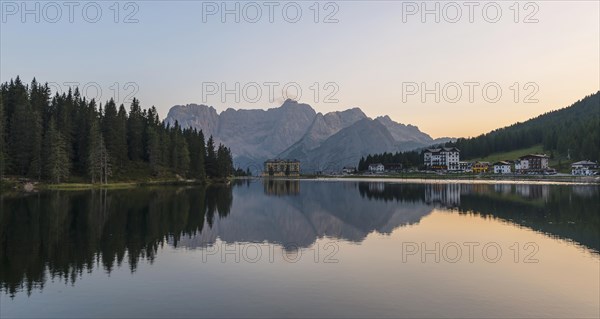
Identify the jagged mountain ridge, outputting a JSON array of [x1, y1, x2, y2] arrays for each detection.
[[165, 99, 449, 171], [293, 118, 399, 171], [277, 108, 368, 160]]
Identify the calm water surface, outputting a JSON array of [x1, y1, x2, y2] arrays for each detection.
[[1, 180, 599, 318]]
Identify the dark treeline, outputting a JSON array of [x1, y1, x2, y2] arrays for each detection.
[[0, 185, 233, 297], [358, 150, 422, 171], [0, 76, 234, 183], [446, 91, 600, 160]]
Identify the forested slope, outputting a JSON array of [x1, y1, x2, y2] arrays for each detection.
[[447, 92, 600, 161]]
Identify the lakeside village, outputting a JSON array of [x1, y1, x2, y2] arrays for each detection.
[[261, 148, 599, 177]]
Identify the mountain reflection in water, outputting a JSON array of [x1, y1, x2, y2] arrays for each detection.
[[1, 180, 598, 297]]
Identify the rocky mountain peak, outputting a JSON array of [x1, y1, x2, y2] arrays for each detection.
[[164, 100, 445, 171]]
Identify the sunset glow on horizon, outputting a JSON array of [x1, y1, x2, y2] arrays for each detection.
[[1, 1, 598, 138]]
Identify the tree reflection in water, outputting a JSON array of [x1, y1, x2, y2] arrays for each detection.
[[0, 185, 233, 297], [1, 180, 598, 297], [357, 182, 600, 252]]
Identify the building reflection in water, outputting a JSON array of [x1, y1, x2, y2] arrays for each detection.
[[424, 184, 461, 207], [368, 182, 385, 193], [494, 184, 512, 194], [515, 184, 550, 201], [356, 182, 560, 208], [573, 185, 598, 197], [417, 183, 553, 204], [263, 179, 300, 196]]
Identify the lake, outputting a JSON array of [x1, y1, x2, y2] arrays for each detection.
[[1, 180, 599, 318]]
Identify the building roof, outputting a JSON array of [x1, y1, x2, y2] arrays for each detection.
[[571, 160, 597, 166], [265, 159, 300, 163], [369, 163, 384, 167], [519, 154, 549, 159], [425, 147, 460, 153], [384, 163, 402, 167], [493, 161, 511, 166]]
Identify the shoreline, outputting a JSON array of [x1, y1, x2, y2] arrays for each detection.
[[2, 174, 599, 193], [310, 176, 600, 185], [260, 174, 600, 185], [0, 178, 231, 192]]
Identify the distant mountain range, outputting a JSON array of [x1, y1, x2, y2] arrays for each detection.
[[165, 99, 452, 172]]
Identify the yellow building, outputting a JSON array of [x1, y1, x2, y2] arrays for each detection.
[[263, 159, 300, 177], [472, 161, 490, 173]]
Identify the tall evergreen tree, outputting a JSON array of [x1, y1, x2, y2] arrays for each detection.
[[0, 97, 5, 178], [27, 110, 43, 180], [43, 119, 70, 183], [99, 135, 112, 184], [145, 106, 160, 161], [102, 99, 123, 168], [146, 126, 162, 174], [107, 104, 129, 169], [127, 98, 144, 161], [216, 144, 233, 178], [56, 88, 75, 163], [185, 128, 206, 180], [205, 135, 217, 178], [87, 119, 112, 184], [145, 105, 163, 175], [8, 81, 33, 175], [170, 122, 190, 174]]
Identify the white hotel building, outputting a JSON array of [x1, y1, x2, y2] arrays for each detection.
[[423, 147, 460, 171], [493, 161, 512, 174]]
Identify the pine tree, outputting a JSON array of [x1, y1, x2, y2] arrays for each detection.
[[114, 104, 129, 168], [27, 80, 50, 180], [27, 110, 43, 180], [29, 78, 50, 116], [103, 99, 124, 169], [44, 119, 70, 183], [99, 135, 112, 184], [145, 106, 160, 162], [205, 135, 217, 177], [8, 83, 33, 176], [169, 122, 190, 175], [0, 97, 5, 178], [159, 126, 171, 168], [146, 126, 162, 174], [87, 118, 102, 183], [186, 128, 206, 180], [216, 144, 233, 178], [56, 87, 75, 163], [179, 139, 190, 174], [87, 117, 113, 184], [127, 98, 144, 161]]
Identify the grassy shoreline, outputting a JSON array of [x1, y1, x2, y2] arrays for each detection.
[[1, 177, 232, 192]]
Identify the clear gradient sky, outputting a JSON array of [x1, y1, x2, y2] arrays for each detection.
[[1, 1, 598, 138]]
